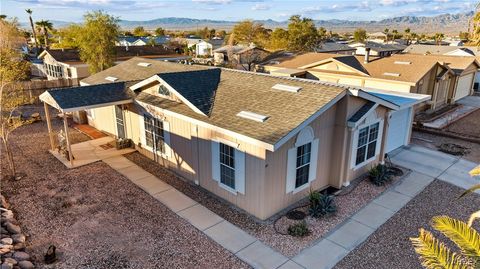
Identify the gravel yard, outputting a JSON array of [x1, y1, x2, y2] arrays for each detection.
[[126, 152, 404, 257], [334, 180, 480, 269], [445, 109, 480, 138], [1, 105, 250, 269], [412, 131, 480, 163]]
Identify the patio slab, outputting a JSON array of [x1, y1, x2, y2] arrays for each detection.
[[277, 261, 305, 269], [116, 165, 152, 182], [236, 241, 289, 269], [393, 171, 435, 197], [153, 189, 198, 213], [438, 158, 479, 191], [391, 145, 458, 178], [135, 175, 172, 195], [326, 219, 374, 251], [373, 190, 411, 212], [351, 203, 394, 229], [293, 239, 347, 269], [177, 204, 224, 231], [204, 220, 257, 254]]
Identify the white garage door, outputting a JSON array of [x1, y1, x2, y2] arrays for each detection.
[[455, 73, 474, 101], [386, 108, 412, 153]]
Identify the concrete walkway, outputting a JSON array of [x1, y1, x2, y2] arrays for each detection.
[[102, 155, 290, 269]]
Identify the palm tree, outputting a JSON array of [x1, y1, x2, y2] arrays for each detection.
[[25, 9, 38, 54], [410, 166, 480, 269], [384, 28, 390, 43], [35, 20, 53, 48], [434, 33, 445, 45]]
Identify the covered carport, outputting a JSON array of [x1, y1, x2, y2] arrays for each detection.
[[39, 82, 134, 167]]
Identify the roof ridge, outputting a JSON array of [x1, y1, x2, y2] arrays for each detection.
[[48, 81, 125, 92]]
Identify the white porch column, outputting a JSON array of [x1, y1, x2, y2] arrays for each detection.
[[63, 114, 74, 167], [44, 102, 55, 151]]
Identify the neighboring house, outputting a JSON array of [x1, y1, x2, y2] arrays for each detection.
[[116, 36, 170, 46], [367, 32, 388, 43], [38, 46, 177, 81], [213, 45, 270, 69], [194, 40, 213, 56], [404, 44, 480, 89], [349, 42, 407, 57], [315, 42, 357, 55], [259, 52, 479, 112], [57, 57, 428, 220]]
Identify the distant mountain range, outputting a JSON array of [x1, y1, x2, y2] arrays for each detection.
[[27, 12, 474, 34]]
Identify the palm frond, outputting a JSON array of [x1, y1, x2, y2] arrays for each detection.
[[410, 229, 470, 269], [467, 210, 480, 228], [432, 216, 480, 259], [469, 165, 480, 177], [460, 184, 480, 198]]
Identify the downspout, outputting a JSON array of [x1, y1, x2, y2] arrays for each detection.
[[195, 124, 201, 185]]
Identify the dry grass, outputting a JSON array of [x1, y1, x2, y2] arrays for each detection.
[[0, 105, 250, 269]]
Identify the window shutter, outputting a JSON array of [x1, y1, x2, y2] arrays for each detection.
[[375, 120, 384, 156], [286, 147, 297, 193], [235, 149, 245, 194], [139, 114, 146, 146], [211, 141, 220, 182], [351, 129, 359, 168], [163, 121, 172, 158], [308, 139, 319, 182]]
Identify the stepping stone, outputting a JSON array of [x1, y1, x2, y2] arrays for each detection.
[[103, 156, 135, 170], [177, 204, 223, 231], [153, 189, 197, 213], [116, 166, 152, 182], [373, 190, 411, 212], [351, 203, 394, 229], [237, 241, 288, 269], [326, 219, 374, 250], [204, 221, 256, 253], [135, 176, 172, 195], [293, 239, 347, 269], [394, 171, 434, 197], [277, 260, 305, 269]]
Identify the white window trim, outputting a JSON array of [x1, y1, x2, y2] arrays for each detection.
[[292, 143, 312, 192], [139, 114, 171, 159], [351, 119, 384, 170], [212, 139, 245, 195], [218, 181, 238, 195]]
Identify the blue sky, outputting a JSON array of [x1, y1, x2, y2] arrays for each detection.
[[1, 0, 477, 23]]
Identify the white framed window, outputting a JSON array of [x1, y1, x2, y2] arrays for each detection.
[[139, 113, 171, 158], [286, 127, 319, 193], [351, 120, 384, 169], [211, 140, 245, 194]]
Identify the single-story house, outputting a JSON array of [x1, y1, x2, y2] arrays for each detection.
[[116, 36, 170, 47], [39, 57, 428, 220], [349, 42, 407, 57], [38, 46, 177, 81], [194, 40, 213, 56], [213, 45, 270, 68], [315, 42, 356, 55], [259, 52, 479, 112]]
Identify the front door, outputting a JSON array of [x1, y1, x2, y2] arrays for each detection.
[[115, 105, 126, 139]]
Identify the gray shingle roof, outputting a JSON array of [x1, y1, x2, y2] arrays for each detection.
[[348, 101, 375, 123], [44, 82, 133, 111]]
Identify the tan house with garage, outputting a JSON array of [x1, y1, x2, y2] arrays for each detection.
[[43, 57, 428, 220], [259, 52, 479, 112]]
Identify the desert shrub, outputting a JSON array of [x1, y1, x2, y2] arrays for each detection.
[[308, 190, 336, 218], [368, 164, 393, 186], [287, 221, 310, 237]]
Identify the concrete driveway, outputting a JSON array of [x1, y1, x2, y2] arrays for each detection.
[[457, 95, 480, 108], [390, 145, 479, 191]]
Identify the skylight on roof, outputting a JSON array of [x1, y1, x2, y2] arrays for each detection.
[[105, 76, 118, 82], [137, 62, 152, 67], [236, 111, 269, 122], [383, 72, 401, 77], [272, 84, 302, 93], [394, 61, 411, 65]]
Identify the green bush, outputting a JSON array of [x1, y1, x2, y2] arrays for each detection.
[[368, 164, 393, 186], [287, 221, 310, 237], [308, 190, 337, 218]]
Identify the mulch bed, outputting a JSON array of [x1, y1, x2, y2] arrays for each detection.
[[1, 105, 250, 269], [334, 180, 480, 269], [125, 151, 406, 258]]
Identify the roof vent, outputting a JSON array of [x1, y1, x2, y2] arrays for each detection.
[[383, 72, 401, 77], [394, 61, 411, 65], [137, 62, 152, 67], [237, 111, 269, 122], [272, 84, 301, 93], [105, 76, 118, 82]]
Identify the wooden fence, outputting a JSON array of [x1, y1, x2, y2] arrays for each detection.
[[5, 79, 79, 105]]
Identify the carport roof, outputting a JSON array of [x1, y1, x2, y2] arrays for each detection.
[[366, 90, 431, 109], [39, 82, 134, 112]]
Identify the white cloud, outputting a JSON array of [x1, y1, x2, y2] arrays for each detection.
[[192, 0, 232, 4], [251, 3, 270, 10]]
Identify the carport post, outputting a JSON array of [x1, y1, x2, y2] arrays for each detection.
[[43, 102, 55, 151], [63, 113, 74, 167]]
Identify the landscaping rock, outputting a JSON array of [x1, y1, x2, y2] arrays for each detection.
[[0, 248, 10, 255], [0, 195, 8, 209], [17, 261, 34, 269], [0, 228, 8, 235], [13, 243, 25, 251], [12, 251, 30, 261], [4, 223, 20, 235], [1, 262, 13, 269], [3, 258, 17, 266], [11, 234, 25, 244], [1, 237, 13, 245]]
